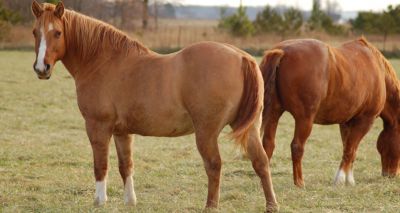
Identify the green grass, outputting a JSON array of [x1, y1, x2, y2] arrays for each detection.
[[0, 51, 399, 212]]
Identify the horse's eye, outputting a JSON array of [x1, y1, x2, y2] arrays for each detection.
[[55, 31, 62, 38]]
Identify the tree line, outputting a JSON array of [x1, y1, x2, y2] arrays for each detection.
[[0, 0, 179, 29], [0, 0, 400, 50], [219, 0, 400, 49], [219, 0, 344, 38]]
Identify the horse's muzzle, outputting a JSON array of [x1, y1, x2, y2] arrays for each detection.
[[33, 61, 51, 80]]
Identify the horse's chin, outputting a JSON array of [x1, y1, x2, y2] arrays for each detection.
[[37, 75, 51, 80]]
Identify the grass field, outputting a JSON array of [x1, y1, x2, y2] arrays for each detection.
[[0, 51, 400, 212]]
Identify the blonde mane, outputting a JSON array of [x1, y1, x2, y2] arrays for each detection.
[[42, 4, 150, 61], [357, 36, 400, 92]]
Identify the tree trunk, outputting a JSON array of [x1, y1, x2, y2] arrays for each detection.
[[142, 0, 149, 30], [383, 31, 388, 52], [154, 0, 158, 30]]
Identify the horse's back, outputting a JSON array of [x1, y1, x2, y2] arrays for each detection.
[[273, 39, 386, 124]]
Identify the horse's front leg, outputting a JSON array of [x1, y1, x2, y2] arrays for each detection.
[[114, 134, 136, 205], [85, 119, 113, 206], [334, 117, 374, 185]]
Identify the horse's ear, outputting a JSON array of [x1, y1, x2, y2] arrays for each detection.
[[31, 0, 44, 18], [54, 2, 65, 18]]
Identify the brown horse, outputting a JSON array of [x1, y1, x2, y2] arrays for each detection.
[[30, 1, 278, 211], [261, 38, 400, 187]]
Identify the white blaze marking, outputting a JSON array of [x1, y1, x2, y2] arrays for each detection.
[[334, 169, 346, 185], [35, 27, 47, 72], [48, 23, 54, 31], [124, 175, 137, 205], [95, 180, 107, 205]]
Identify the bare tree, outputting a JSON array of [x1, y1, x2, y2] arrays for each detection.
[[325, 0, 341, 22], [143, 0, 148, 29]]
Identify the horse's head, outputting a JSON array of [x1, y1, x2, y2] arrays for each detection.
[[31, 1, 66, 80], [377, 123, 400, 177]]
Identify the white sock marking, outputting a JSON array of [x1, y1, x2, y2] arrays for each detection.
[[334, 169, 346, 185], [124, 175, 137, 205], [346, 169, 355, 185], [35, 27, 47, 72], [95, 180, 107, 205]]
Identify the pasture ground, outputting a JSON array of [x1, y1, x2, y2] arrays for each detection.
[[0, 51, 399, 212]]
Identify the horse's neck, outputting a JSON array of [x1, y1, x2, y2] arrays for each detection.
[[61, 53, 79, 78], [61, 45, 151, 80], [382, 77, 400, 126]]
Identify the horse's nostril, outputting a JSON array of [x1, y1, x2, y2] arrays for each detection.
[[45, 64, 51, 71]]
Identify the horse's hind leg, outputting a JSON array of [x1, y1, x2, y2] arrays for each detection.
[[334, 117, 374, 185], [262, 100, 284, 159], [85, 120, 113, 206], [114, 134, 136, 205], [247, 123, 278, 212], [291, 116, 314, 187], [195, 126, 223, 208]]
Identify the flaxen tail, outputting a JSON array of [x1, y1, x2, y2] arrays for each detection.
[[231, 56, 264, 152], [259, 49, 285, 126]]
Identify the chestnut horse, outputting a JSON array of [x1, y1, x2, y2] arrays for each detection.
[[261, 38, 400, 187], [30, 1, 278, 211]]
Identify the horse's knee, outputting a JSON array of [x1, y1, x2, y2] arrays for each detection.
[[263, 134, 275, 148], [205, 157, 221, 174], [251, 157, 269, 178], [291, 142, 304, 160]]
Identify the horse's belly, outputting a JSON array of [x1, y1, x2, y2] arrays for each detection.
[[314, 111, 353, 124], [314, 98, 382, 125], [119, 110, 195, 137]]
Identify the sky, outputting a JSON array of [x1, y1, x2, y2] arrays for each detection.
[[181, 0, 400, 12]]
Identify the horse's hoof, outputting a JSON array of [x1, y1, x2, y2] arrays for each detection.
[[124, 191, 137, 206], [266, 202, 279, 213], [334, 169, 346, 186], [203, 206, 219, 213], [124, 197, 137, 206], [294, 180, 305, 188], [94, 196, 107, 206]]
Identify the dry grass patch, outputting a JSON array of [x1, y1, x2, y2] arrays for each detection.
[[0, 52, 399, 212]]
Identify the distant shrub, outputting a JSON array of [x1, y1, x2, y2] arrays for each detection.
[[0, 20, 11, 41], [218, 6, 255, 37], [45, 0, 61, 4], [307, 0, 346, 36], [0, 0, 21, 41], [0, 1, 21, 24], [254, 6, 303, 40]]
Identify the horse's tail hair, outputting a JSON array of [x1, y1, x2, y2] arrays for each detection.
[[259, 49, 285, 127], [230, 55, 264, 153]]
